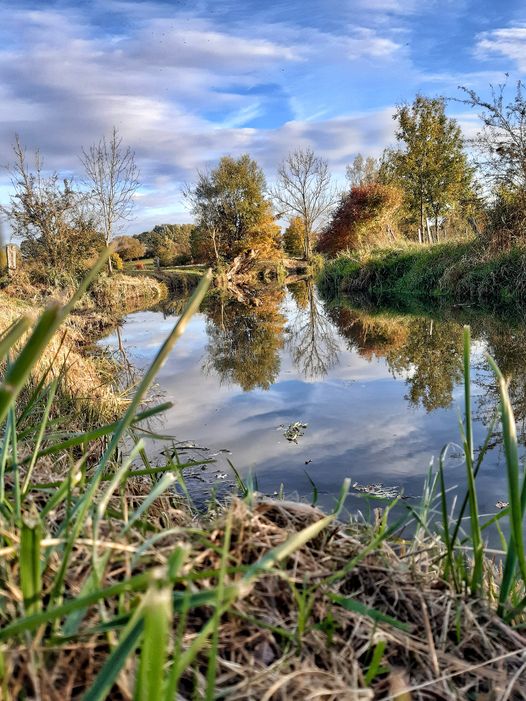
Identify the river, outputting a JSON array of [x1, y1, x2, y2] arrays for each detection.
[[101, 278, 526, 521]]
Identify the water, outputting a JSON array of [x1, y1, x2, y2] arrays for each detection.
[[101, 279, 526, 519]]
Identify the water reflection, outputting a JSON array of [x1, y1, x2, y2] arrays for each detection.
[[286, 279, 339, 378], [324, 298, 526, 446], [102, 282, 526, 519], [201, 287, 286, 390]]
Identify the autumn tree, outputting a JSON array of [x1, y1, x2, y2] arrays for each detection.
[[283, 217, 305, 257], [114, 235, 145, 261], [346, 154, 379, 187], [317, 183, 403, 256], [1, 137, 103, 283], [384, 95, 475, 243], [81, 127, 139, 272], [460, 80, 526, 247], [270, 147, 339, 259], [185, 154, 280, 264]]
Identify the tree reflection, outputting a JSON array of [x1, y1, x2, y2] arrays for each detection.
[[327, 305, 464, 411], [202, 287, 285, 390], [286, 279, 340, 378], [385, 319, 464, 411], [474, 323, 526, 445]]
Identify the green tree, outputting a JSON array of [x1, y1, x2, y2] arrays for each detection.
[[283, 217, 305, 257], [384, 95, 475, 243], [1, 137, 104, 284], [114, 235, 145, 261], [184, 155, 279, 264], [346, 154, 379, 187]]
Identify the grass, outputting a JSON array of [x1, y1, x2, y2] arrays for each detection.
[[319, 240, 526, 311], [1, 252, 526, 698]]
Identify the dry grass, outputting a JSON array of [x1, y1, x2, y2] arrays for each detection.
[[4, 494, 524, 700], [0, 291, 125, 423]]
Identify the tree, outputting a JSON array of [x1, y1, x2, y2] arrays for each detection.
[[81, 127, 139, 272], [459, 80, 526, 247], [346, 154, 379, 187], [270, 147, 339, 259], [317, 183, 403, 256], [135, 224, 193, 261], [385, 95, 474, 243], [114, 235, 145, 261], [460, 80, 526, 191], [283, 217, 305, 257], [1, 137, 104, 283], [184, 154, 279, 264]]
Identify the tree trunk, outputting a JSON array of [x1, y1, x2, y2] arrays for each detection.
[[426, 217, 433, 244]]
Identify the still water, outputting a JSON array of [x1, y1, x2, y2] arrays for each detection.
[[101, 280, 526, 517]]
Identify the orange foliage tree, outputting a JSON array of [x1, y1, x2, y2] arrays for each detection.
[[317, 183, 403, 257]]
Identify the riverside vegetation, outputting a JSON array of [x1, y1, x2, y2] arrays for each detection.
[[1, 253, 526, 700], [2, 82, 526, 698]]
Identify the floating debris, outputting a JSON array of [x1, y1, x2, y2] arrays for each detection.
[[496, 500, 509, 509], [283, 422, 308, 443], [352, 482, 408, 500]]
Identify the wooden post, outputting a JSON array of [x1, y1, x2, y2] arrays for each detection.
[[5, 244, 17, 276]]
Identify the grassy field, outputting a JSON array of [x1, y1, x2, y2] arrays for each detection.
[[320, 241, 526, 311], [1, 256, 526, 698]]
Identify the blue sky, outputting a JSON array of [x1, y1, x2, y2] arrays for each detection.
[[0, 0, 525, 232]]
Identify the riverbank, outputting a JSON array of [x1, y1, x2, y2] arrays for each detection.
[[319, 241, 526, 311], [0, 272, 166, 423], [2, 274, 526, 699]]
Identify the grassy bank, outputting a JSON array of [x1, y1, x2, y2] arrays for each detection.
[[1, 262, 526, 699], [320, 241, 526, 310], [0, 273, 166, 424]]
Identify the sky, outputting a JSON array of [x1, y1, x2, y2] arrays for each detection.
[[0, 0, 525, 233]]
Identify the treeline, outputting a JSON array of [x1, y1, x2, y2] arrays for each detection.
[[4, 80, 525, 288]]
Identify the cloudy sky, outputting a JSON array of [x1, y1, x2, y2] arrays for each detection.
[[1, 0, 525, 232]]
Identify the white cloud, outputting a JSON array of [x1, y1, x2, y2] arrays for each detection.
[[475, 26, 526, 72]]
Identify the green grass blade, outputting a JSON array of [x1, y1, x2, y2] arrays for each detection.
[[134, 587, 172, 701], [487, 353, 526, 613], [330, 594, 411, 632], [0, 316, 31, 364], [20, 515, 42, 616], [462, 326, 483, 594], [83, 616, 144, 701]]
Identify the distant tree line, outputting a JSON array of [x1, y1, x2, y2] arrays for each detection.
[[3, 80, 526, 287]]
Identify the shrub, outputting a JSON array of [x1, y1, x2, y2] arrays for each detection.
[[318, 184, 403, 257], [111, 251, 124, 271]]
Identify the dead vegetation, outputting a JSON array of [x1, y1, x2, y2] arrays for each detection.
[[4, 494, 525, 700]]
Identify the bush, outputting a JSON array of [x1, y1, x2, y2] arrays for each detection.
[[318, 184, 403, 257], [111, 251, 124, 271]]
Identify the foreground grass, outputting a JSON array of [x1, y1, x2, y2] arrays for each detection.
[[1, 255, 526, 699], [320, 241, 526, 310]]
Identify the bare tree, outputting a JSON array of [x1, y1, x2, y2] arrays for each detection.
[[81, 127, 139, 272], [270, 147, 339, 259], [1, 136, 102, 282], [459, 80, 526, 190]]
